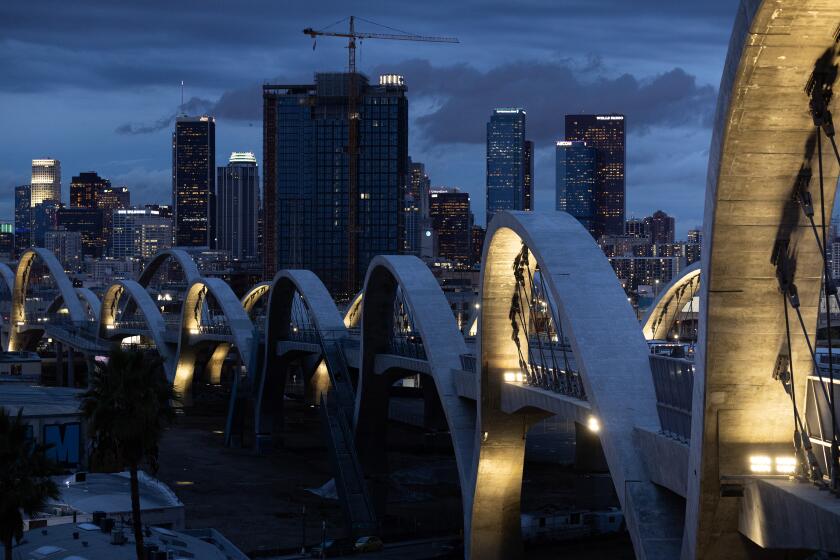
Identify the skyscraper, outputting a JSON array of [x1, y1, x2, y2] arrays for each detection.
[[172, 115, 215, 248], [31, 159, 61, 206], [646, 210, 675, 244], [31, 200, 61, 247], [486, 108, 527, 224], [70, 172, 110, 208], [405, 160, 431, 255], [57, 207, 105, 258], [216, 152, 259, 261], [0, 224, 13, 260], [264, 73, 408, 297], [429, 188, 472, 266], [111, 208, 173, 259], [523, 140, 534, 211], [14, 185, 31, 257], [556, 140, 598, 235], [99, 186, 130, 253], [565, 114, 626, 237], [45, 228, 82, 272]]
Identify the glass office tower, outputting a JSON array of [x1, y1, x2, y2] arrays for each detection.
[[429, 188, 472, 266], [70, 171, 110, 208], [31, 159, 60, 207], [172, 115, 215, 247], [556, 140, 598, 236], [486, 108, 527, 224], [14, 185, 31, 257], [564, 114, 626, 237], [216, 152, 259, 261], [265, 73, 408, 298]]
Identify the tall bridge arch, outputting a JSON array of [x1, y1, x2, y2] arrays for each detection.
[[10, 248, 85, 351], [642, 262, 701, 341], [686, 1, 840, 558], [354, 255, 476, 545], [137, 248, 201, 288], [475, 211, 682, 559], [98, 279, 176, 376], [174, 278, 255, 404]]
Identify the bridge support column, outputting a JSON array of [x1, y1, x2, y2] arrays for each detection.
[[55, 341, 64, 386], [67, 346, 75, 388]]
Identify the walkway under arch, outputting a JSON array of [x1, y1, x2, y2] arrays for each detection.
[[354, 255, 476, 545], [685, 2, 840, 558], [642, 262, 701, 341], [475, 211, 682, 559], [10, 248, 86, 351]]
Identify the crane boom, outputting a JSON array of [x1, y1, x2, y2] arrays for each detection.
[[304, 28, 458, 43], [303, 16, 458, 297]]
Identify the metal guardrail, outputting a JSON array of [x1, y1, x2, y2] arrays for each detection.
[[649, 354, 694, 441], [388, 335, 427, 361]]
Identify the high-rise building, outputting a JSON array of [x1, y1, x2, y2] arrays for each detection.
[[57, 207, 105, 258], [70, 172, 110, 208], [31, 200, 61, 247], [471, 224, 486, 266], [172, 115, 215, 248], [405, 160, 431, 255], [31, 159, 61, 206], [14, 185, 31, 257], [625, 218, 649, 239], [565, 114, 626, 237], [646, 210, 675, 244], [687, 228, 702, 245], [264, 73, 408, 297], [524, 140, 534, 211], [111, 208, 173, 259], [686, 228, 703, 266], [486, 108, 527, 224], [216, 152, 259, 261], [429, 188, 472, 266], [143, 204, 173, 219], [99, 186, 130, 252], [0, 224, 13, 259], [45, 228, 82, 272], [556, 140, 597, 235]]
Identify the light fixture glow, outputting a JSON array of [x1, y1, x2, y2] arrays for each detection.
[[749, 455, 772, 473], [587, 416, 601, 433], [503, 371, 516, 382], [189, 328, 199, 335], [775, 456, 797, 474]]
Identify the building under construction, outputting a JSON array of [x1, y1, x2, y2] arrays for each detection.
[[263, 73, 408, 298]]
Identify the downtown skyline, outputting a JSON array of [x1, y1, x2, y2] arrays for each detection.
[[0, 0, 738, 237]]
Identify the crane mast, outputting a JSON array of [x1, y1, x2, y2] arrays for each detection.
[[303, 17, 458, 297]]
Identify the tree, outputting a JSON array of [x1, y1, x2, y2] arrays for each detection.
[[81, 347, 178, 560], [0, 408, 59, 560]]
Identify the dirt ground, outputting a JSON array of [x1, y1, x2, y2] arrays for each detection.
[[156, 399, 632, 558]]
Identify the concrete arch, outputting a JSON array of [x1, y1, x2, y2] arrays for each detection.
[[47, 288, 102, 322], [10, 248, 85, 351], [241, 281, 271, 316], [354, 255, 476, 543], [475, 211, 681, 559], [98, 280, 175, 374], [206, 281, 272, 385], [642, 262, 701, 341], [137, 248, 201, 288], [174, 278, 255, 403], [344, 290, 364, 328], [685, 2, 840, 558], [0, 262, 15, 350], [255, 270, 348, 442]]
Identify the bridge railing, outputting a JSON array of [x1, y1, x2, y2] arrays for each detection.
[[649, 354, 694, 442], [388, 334, 427, 361]]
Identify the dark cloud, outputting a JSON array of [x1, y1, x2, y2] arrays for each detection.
[[397, 59, 716, 145], [115, 97, 214, 135]]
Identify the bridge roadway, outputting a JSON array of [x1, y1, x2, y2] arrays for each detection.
[[4, 1, 840, 556]]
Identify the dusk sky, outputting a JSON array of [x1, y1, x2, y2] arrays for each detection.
[[0, 0, 739, 236]]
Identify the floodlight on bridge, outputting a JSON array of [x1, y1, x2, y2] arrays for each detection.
[[587, 416, 601, 433]]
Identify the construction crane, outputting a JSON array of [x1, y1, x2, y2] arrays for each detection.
[[303, 16, 458, 297]]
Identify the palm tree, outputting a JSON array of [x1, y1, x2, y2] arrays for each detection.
[[81, 347, 177, 560], [0, 408, 60, 560]]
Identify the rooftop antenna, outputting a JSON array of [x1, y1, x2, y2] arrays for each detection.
[[180, 80, 185, 114]]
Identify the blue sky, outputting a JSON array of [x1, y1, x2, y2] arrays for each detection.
[[0, 0, 739, 237]]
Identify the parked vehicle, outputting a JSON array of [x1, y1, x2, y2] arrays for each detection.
[[354, 536, 383, 552]]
